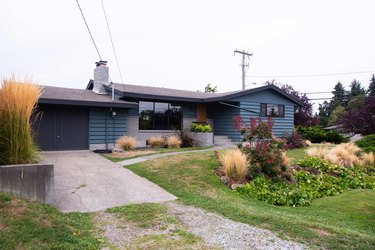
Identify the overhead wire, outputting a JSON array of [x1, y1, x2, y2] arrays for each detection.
[[75, 0, 102, 60], [248, 70, 375, 78], [100, 0, 125, 84]]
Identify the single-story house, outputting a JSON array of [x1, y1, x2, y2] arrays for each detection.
[[32, 61, 302, 151]]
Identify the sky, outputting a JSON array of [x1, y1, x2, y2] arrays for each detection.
[[1, 0, 374, 111]]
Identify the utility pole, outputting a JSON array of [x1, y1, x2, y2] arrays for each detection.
[[233, 49, 253, 90]]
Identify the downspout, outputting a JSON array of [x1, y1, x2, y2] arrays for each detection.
[[219, 101, 260, 116]]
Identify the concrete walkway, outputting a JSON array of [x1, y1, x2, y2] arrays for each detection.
[[116, 146, 231, 166], [41, 151, 176, 213]]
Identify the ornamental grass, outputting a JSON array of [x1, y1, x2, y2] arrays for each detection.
[[218, 148, 249, 181], [116, 136, 137, 151], [0, 76, 41, 164], [167, 135, 181, 148]]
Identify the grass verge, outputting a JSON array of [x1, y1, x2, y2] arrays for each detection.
[[104, 146, 212, 162], [125, 151, 375, 249], [0, 193, 101, 250]]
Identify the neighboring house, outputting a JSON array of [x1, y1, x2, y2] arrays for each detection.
[[33, 62, 302, 151]]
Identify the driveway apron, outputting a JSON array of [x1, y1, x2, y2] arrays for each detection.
[[41, 151, 176, 212]]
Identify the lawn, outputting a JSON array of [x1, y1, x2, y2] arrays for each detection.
[[104, 146, 212, 162], [125, 150, 375, 249], [0, 193, 101, 250]]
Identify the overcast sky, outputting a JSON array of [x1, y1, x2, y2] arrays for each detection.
[[1, 0, 374, 110]]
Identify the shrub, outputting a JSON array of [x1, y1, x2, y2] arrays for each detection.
[[233, 116, 290, 180], [167, 135, 181, 148], [355, 134, 375, 152], [116, 136, 136, 150], [296, 126, 348, 144], [190, 123, 212, 133], [307, 143, 374, 167], [175, 128, 195, 148], [0, 77, 41, 164], [237, 157, 375, 206], [282, 131, 305, 150], [148, 136, 166, 148], [218, 149, 249, 181]]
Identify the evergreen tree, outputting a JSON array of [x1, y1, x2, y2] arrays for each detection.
[[318, 101, 330, 127], [204, 83, 217, 93], [368, 74, 375, 96], [331, 81, 347, 106], [349, 79, 365, 98]]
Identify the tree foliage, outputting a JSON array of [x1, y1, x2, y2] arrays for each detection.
[[265, 80, 318, 127], [368, 74, 375, 96], [204, 83, 218, 93]]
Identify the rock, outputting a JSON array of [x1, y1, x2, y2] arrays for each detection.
[[220, 176, 229, 184], [231, 183, 243, 190]]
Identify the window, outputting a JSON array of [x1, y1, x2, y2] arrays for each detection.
[[139, 101, 182, 130], [260, 103, 285, 117]]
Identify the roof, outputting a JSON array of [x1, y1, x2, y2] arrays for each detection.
[[86, 81, 303, 106], [38, 86, 138, 108]]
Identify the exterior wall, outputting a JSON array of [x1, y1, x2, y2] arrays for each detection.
[[208, 89, 296, 142], [89, 108, 127, 150], [209, 102, 241, 141], [126, 103, 199, 147]]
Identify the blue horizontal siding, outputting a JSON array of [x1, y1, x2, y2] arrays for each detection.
[[209, 102, 242, 141], [89, 108, 127, 144], [240, 102, 294, 138]]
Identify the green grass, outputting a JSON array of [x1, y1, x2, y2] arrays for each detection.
[[125, 151, 375, 249], [104, 146, 212, 162], [0, 193, 101, 250]]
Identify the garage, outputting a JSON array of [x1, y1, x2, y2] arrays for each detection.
[[33, 105, 89, 151]]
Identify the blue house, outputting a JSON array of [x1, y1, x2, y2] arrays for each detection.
[[33, 62, 302, 150]]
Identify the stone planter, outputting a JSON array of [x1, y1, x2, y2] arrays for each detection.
[[191, 132, 213, 147], [0, 163, 54, 204]]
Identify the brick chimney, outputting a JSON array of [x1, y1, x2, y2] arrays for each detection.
[[93, 60, 110, 94]]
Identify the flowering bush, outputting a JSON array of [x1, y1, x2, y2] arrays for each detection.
[[233, 116, 289, 180]]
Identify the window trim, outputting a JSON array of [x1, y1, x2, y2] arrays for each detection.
[[260, 103, 285, 118], [139, 101, 182, 130]]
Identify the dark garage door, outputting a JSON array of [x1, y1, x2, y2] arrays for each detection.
[[33, 105, 89, 151]]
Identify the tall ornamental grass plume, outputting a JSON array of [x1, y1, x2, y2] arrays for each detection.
[[218, 148, 249, 181], [167, 135, 181, 148], [307, 143, 374, 167], [0, 76, 41, 164], [116, 136, 136, 151]]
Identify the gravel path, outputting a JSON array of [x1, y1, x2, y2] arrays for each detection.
[[166, 202, 307, 250]]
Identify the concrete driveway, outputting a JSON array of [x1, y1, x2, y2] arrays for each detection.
[[41, 151, 176, 212]]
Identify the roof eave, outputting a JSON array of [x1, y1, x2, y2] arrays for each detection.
[[38, 98, 138, 108]]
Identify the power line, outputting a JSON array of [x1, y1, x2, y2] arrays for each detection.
[[75, 0, 102, 60], [248, 70, 375, 78], [100, 0, 124, 84]]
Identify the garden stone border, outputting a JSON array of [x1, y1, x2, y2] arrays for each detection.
[[0, 163, 54, 204]]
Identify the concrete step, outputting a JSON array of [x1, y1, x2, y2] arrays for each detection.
[[214, 135, 236, 147]]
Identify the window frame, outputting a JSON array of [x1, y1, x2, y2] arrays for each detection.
[[139, 101, 182, 131], [260, 103, 285, 118]]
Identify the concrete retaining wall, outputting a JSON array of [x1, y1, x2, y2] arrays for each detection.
[[0, 163, 54, 204]]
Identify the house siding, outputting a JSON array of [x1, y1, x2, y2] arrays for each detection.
[[89, 108, 127, 149], [209, 102, 241, 141], [208, 89, 296, 142]]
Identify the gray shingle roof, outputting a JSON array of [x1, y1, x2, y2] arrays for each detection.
[[39, 86, 137, 108], [106, 82, 302, 105]]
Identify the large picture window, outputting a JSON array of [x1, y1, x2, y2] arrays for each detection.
[[139, 101, 182, 130], [260, 103, 285, 117]]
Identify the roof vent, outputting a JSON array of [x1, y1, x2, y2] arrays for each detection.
[[93, 61, 110, 95]]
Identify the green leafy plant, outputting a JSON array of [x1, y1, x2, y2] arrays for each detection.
[[190, 123, 212, 133], [237, 157, 375, 206], [296, 126, 348, 144], [355, 134, 375, 152]]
